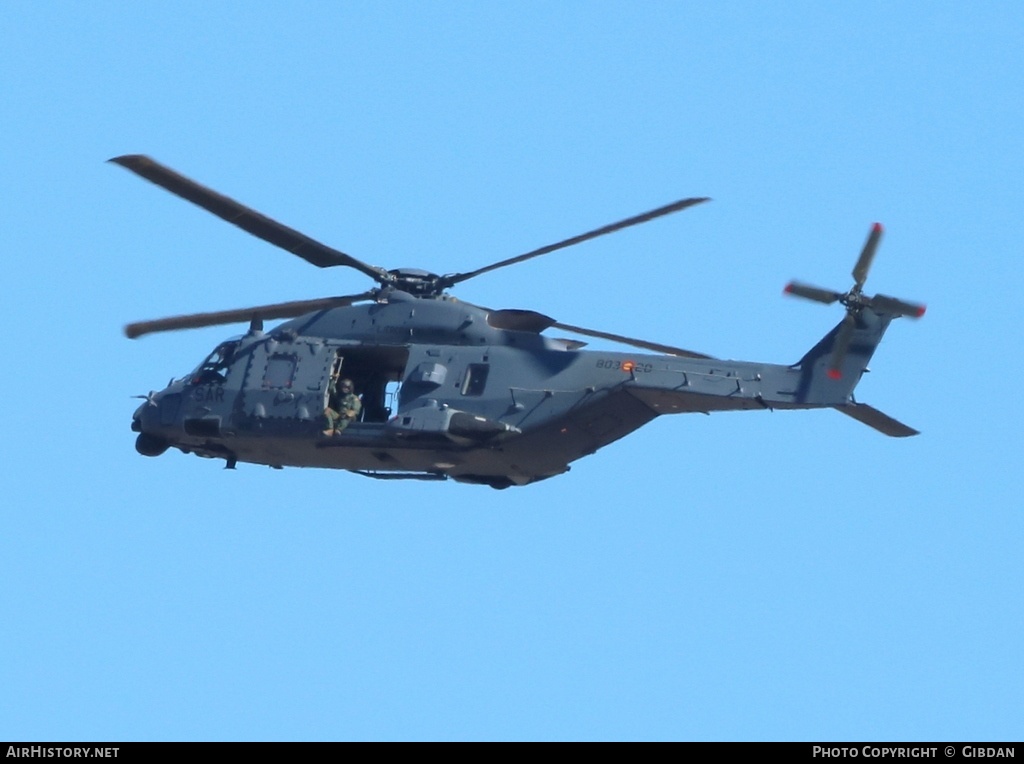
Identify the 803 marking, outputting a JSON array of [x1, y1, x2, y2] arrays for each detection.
[[596, 359, 653, 373]]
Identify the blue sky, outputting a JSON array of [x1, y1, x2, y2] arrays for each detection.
[[2, 1, 1022, 741]]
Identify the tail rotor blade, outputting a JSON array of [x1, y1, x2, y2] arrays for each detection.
[[852, 222, 883, 289], [784, 281, 842, 305], [869, 293, 927, 318]]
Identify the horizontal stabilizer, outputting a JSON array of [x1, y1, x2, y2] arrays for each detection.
[[834, 403, 919, 437]]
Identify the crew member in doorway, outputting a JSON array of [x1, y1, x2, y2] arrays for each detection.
[[323, 377, 362, 436]]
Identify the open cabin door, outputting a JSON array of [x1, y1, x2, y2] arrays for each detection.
[[323, 346, 410, 425]]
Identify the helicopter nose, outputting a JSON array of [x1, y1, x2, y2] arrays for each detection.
[[130, 401, 146, 432], [130, 397, 170, 456]]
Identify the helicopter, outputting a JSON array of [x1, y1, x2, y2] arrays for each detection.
[[115, 155, 925, 489]]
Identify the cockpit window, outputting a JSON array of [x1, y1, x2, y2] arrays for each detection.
[[191, 340, 240, 385]]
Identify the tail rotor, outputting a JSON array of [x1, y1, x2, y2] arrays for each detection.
[[784, 223, 925, 379]]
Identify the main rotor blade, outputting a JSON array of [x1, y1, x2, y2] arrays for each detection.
[[109, 155, 390, 283], [551, 322, 714, 359], [868, 293, 927, 318], [440, 197, 710, 289], [784, 281, 842, 305], [852, 222, 883, 289], [458, 298, 714, 359], [125, 291, 377, 339]]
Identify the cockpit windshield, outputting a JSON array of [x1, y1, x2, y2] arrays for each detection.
[[190, 339, 241, 385]]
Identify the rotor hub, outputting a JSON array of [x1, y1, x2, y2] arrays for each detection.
[[387, 268, 445, 296]]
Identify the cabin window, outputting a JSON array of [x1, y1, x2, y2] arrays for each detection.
[[461, 363, 490, 396], [264, 354, 297, 388]]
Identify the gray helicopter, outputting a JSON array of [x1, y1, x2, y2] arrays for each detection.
[[116, 155, 925, 489]]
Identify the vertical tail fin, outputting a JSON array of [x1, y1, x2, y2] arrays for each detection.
[[794, 308, 893, 404]]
